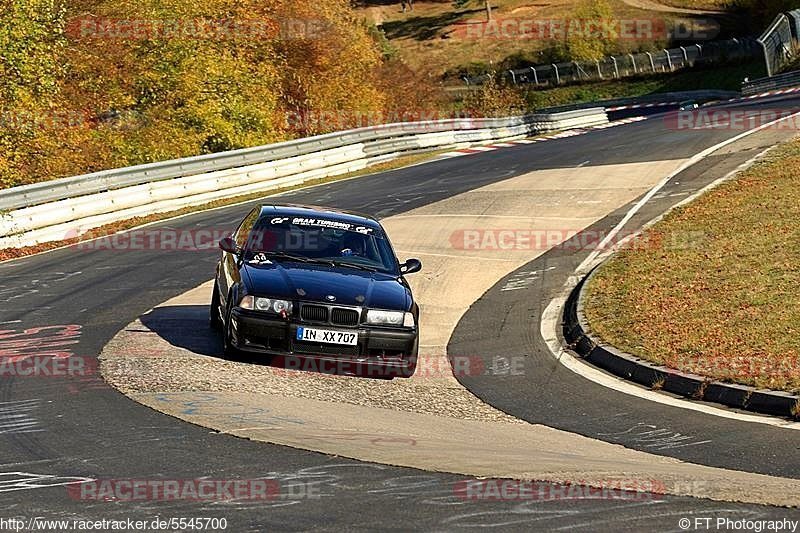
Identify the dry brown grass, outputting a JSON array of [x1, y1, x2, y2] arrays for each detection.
[[584, 137, 800, 393], [356, 0, 667, 78]]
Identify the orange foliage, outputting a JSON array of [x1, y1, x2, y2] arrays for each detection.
[[1, 0, 444, 188]]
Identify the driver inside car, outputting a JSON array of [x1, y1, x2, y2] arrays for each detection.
[[340, 232, 367, 257]]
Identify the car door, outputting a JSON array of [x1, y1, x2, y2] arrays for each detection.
[[219, 207, 259, 309]]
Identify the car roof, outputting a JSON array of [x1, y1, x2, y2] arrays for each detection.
[[257, 204, 383, 231]]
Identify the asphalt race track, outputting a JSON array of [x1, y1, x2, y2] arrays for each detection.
[[2, 95, 800, 531], [451, 99, 800, 479]]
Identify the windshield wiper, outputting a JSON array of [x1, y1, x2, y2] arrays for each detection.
[[328, 260, 378, 272], [258, 252, 346, 269], [253, 252, 379, 272], [254, 251, 313, 263]]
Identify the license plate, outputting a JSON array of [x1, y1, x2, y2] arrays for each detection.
[[296, 327, 358, 346]]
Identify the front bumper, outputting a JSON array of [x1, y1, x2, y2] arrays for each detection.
[[229, 309, 418, 375]]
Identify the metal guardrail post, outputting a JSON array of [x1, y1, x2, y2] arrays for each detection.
[[758, 13, 792, 77], [729, 38, 740, 58], [629, 53, 637, 74], [787, 9, 800, 40], [610, 56, 619, 78], [508, 70, 517, 84], [552, 63, 560, 84], [759, 39, 773, 76], [646, 52, 655, 72], [530, 66, 538, 85], [595, 60, 602, 79], [664, 49, 673, 71], [680, 46, 688, 66], [742, 68, 800, 95]]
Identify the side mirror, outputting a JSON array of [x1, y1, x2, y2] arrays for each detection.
[[219, 236, 239, 254], [400, 258, 422, 275]]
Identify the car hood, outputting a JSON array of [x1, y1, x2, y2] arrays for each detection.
[[241, 262, 411, 311]]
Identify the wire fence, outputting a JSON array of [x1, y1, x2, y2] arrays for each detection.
[[464, 9, 800, 87], [465, 38, 761, 86], [758, 9, 800, 76]]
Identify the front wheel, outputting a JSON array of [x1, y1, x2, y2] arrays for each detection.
[[397, 357, 417, 378], [397, 336, 419, 378], [222, 301, 241, 360], [397, 337, 419, 378], [210, 281, 223, 330]]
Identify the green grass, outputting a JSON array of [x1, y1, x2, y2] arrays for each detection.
[[583, 138, 800, 393]]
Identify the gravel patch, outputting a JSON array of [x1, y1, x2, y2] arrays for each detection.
[[101, 321, 522, 424]]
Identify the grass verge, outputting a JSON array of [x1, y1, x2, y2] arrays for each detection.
[[583, 136, 800, 393], [0, 151, 443, 263]]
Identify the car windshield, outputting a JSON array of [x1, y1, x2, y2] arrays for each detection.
[[243, 216, 398, 274]]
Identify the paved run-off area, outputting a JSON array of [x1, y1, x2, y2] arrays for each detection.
[[102, 158, 685, 419], [102, 149, 800, 506]]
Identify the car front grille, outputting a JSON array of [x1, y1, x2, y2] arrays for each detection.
[[331, 308, 359, 326], [299, 303, 361, 326], [300, 304, 328, 322]]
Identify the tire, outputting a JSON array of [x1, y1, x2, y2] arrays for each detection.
[[221, 300, 241, 360], [210, 281, 223, 330], [397, 336, 419, 378], [398, 356, 418, 378]]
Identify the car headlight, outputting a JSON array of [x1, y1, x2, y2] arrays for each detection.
[[239, 295, 254, 309], [366, 310, 415, 327], [239, 295, 292, 314]]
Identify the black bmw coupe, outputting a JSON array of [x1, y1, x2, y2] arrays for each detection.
[[211, 204, 422, 377]]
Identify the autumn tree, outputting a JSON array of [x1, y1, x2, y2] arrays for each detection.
[[559, 0, 615, 61], [1, 0, 435, 187], [0, 0, 67, 187]]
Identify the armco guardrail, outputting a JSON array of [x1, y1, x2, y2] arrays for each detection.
[[0, 109, 607, 249], [540, 90, 739, 114], [742, 69, 800, 95]]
